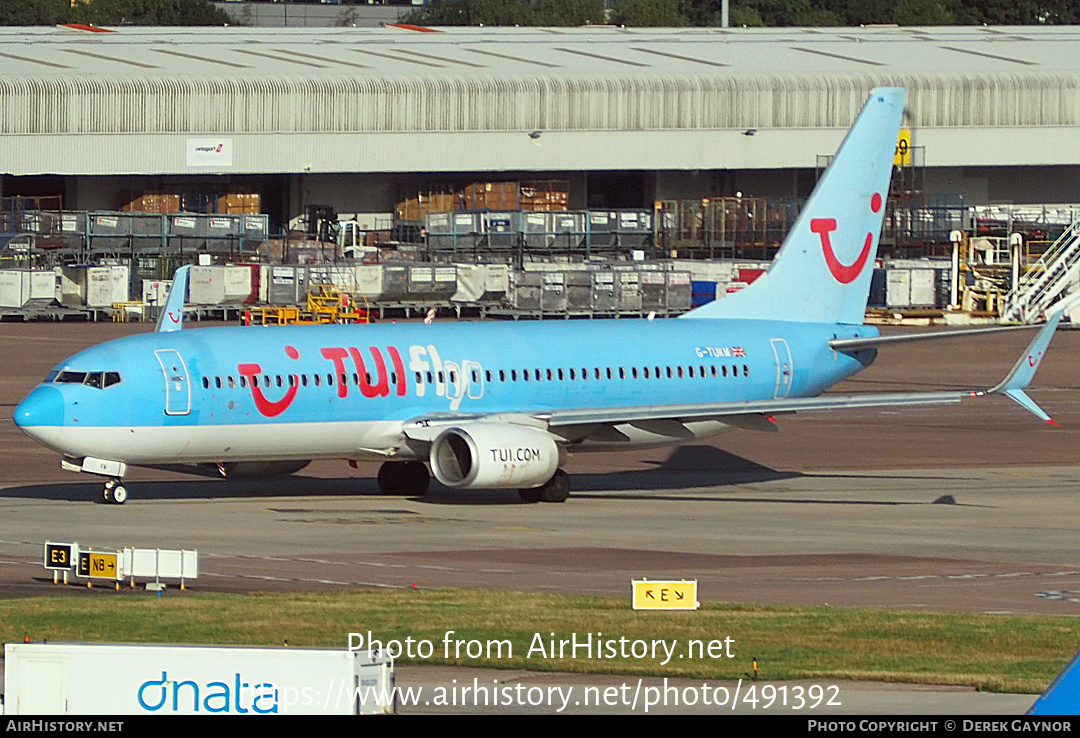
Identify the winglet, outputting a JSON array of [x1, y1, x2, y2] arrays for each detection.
[[982, 311, 1063, 424], [156, 265, 190, 333]]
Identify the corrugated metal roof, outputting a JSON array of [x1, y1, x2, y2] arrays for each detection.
[[2, 25, 1079, 79], [1, 25, 1078, 175]]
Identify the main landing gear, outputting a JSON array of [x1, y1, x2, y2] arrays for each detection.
[[377, 461, 431, 497], [518, 469, 570, 504], [101, 478, 128, 505]]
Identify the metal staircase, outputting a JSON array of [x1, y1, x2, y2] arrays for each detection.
[[1001, 215, 1080, 323]]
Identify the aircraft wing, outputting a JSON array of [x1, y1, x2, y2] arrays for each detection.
[[829, 323, 1038, 353], [543, 311, 1063, 433], [401, 312, 1062, 445], [541, 391, 963, 432], [546, 311, 1063, 432]]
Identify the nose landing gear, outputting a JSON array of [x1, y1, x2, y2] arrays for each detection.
[[102, 478, 128, 505]]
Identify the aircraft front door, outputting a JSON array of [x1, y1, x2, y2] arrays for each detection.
[[154, 349, 191, 416], [770, 338, 793, 399]]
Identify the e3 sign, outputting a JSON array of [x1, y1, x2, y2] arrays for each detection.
[[44, 542, 76, 570]]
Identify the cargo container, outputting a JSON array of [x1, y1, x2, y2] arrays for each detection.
[[452, 264, 510, 303], [354, 264, 384, 299], [142, 279, 172, 307], [640, 270, 666, 310], [565, 270, 592, 312], [481, 212, 520, 251], [540, 271, 568, 311], [266, 265, 305, 305], [511, 271, 542, 311], [381, 265, 410, 301], [615, 271, 643, 311], [58, 265, 130, 307], [886, 269, 912, 308], [188, 266, 254, 306], [591, 270, 615, 312], [909, 268, 937, 308], [3, 643, 394, 715], [666, 272, 692, 310], [0, 270, 54, 308]]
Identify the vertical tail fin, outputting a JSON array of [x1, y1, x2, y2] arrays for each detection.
[[156, 265, 190, 333], [682, 87, 906, 324]]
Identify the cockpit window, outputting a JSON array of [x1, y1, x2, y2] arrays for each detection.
[[56, 371, 88, 384], [53, 370, 121, 390]]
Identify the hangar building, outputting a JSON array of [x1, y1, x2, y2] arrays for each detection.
[[1, 24, 1078, 230]]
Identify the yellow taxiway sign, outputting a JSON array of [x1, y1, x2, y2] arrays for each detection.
[[631, 579, 699, 610]]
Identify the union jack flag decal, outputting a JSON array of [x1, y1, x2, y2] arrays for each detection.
[[731, 347, 746, 357]]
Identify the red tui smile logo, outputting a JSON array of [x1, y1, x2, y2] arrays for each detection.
[[237, 345, 300, 418], [811, 192, 883, 284]]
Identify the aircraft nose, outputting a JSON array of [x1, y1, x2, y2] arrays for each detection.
[[14, 386, 65, 428]]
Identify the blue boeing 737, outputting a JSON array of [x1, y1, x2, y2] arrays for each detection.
[[13, 88, 1062, 504]]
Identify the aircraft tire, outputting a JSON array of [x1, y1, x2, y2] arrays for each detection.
[[377, 462, 404, 495], [101, 485, 112, 504], [518, 488, 542, 504], [403, 462, 430, 496], [378, 461, 430, 496], [111, 485, 128, 505], [538, 470, 570, 503]]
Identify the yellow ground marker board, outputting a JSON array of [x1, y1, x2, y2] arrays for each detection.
[[631, 579, 699, 610]]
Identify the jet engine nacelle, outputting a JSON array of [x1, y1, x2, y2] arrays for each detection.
[[429, 425, 560, 489]]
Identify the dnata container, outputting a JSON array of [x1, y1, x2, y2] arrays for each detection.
[[3, 642, 394, 715]]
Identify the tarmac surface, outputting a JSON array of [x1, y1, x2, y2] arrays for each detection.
[[1, 319, 1078, 714]]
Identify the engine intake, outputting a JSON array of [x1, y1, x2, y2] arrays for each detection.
[[430, 424, 560, 489]]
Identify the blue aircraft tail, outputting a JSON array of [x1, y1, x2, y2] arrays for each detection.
[[1028, 646, 1080, 715], [681, 87, 906, 325], [155, 265, 190, 333]]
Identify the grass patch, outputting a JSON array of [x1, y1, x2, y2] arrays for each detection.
[[1, 589, 1076, 694]]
